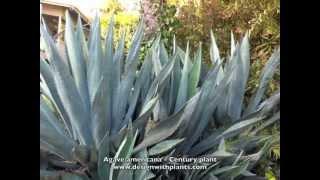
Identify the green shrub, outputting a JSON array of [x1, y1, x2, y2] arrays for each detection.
[[100, 0, 139, 51]]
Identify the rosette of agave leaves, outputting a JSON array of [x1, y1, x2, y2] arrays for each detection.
[[40, 11, 280, 180]]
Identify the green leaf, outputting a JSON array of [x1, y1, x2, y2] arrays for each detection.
[[188, 43, 202, 98], [211, 138, 234, 158], [148, 138, 184, 156], [179, 64, 222, 151], [181, 62, 233, 153], [109, 129, 138, 179]]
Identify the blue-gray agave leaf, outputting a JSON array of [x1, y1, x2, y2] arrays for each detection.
[[40, 24, 93, 146], [227, 34, 250, 122], [175, 42, 190, 112], [87, 15, 103, 102], [134, 92, 200, 153], [65, 11, 90, 111], [245, 48, 280, 115], [40, 59, 73, 137]]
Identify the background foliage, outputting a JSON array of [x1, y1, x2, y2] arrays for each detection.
[[100, 0, 139, 51]]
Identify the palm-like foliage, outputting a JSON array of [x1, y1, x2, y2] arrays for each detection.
[[40, 12, 280, 180]]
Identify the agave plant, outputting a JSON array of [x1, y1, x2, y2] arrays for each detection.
[[40, 11, 280, 180]]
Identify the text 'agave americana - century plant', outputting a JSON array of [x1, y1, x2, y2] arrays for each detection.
[[40, 11, 280, 180]]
